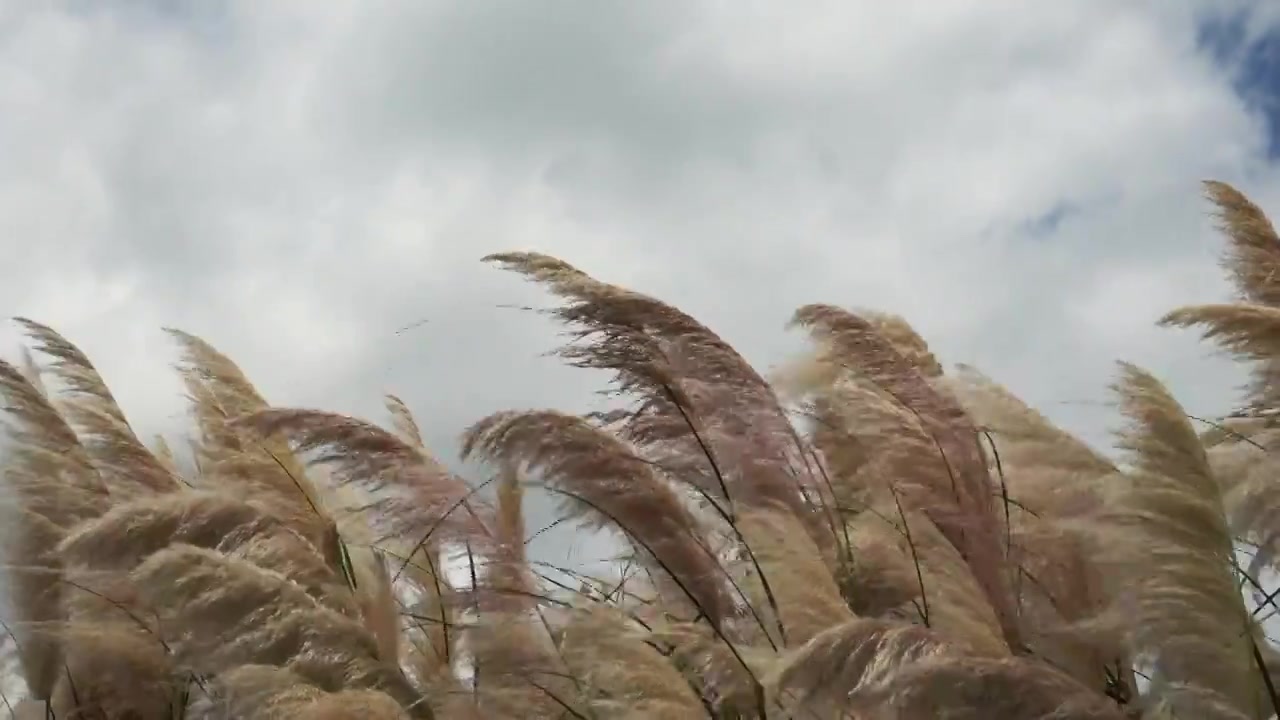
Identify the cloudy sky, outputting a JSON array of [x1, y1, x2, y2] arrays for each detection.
[[3, 1, 1280, 564]]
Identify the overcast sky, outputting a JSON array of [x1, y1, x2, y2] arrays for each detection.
[[3, 1, 1280, 565]]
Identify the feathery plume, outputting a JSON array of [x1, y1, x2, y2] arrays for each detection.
[[166, 329, 330, 542], [789, 303, 1021, 651], [16, 318, 180, 496], [238, 408, 493, 555], [0, 358, 105, 700], [130, 543, 432, 718], [1106, 362, 1268, 718], [385, 394, 428, 450], [461, 409, 735, 627], [484, 252, 833, 546], [1204, 180, 1280, 307]]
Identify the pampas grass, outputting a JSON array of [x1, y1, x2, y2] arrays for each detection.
[[1, 180, 1279, 718]]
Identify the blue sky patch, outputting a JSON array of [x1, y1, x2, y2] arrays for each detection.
[[1199, 10, 1280, 161]]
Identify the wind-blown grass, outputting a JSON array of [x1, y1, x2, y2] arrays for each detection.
[[1, 180, 1278, 718]]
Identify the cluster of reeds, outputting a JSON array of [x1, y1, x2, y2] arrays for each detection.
[[1, 181, 1279, 719]]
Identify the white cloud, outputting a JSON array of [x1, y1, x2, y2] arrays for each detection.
[[1, 0, 1279, 556]]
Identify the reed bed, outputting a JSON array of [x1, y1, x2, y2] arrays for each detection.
[[1, 181, 1278, 718]]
